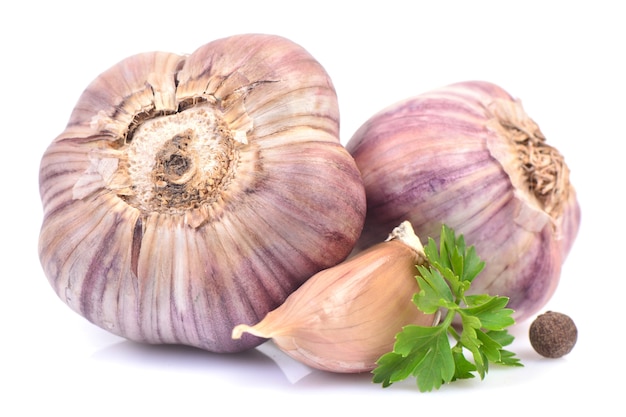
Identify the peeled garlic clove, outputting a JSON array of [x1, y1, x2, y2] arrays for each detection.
[[232, 221, 436, 373], [38, 34, 366, 353], [346, 81, 581, 323]]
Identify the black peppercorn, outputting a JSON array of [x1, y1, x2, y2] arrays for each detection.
[[529, 311, 577, 358]]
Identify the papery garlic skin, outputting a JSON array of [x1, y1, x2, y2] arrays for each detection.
[[346, 81, 580, 323], [38, 34, 366, 353], [232, 221, 436, 373]]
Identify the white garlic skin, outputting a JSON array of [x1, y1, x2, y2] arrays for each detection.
[[232, 221, 436, 373], [346, 81, 580, 323], [38, 34, 366, 353]]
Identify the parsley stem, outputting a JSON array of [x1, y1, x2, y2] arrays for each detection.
[[440, 308, 459, 340], [447, 320, 461, 342], [440, 309, 458, 332]]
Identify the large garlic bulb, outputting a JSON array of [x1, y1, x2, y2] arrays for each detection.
[[38, 34, 366, 353], [346, 81, 580, 323]]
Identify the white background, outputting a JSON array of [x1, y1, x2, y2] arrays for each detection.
[[2, 1, 622, 415]]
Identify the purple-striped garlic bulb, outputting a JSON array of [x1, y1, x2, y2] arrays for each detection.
[[346, 80, 580, 323], [38, 34, 366, 353]]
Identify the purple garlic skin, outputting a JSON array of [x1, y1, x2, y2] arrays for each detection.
[[346, 81, 580, 323], [38, 34, 366, 353]]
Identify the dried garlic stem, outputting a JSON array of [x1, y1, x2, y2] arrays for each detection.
[[385, 221, 425, 256]]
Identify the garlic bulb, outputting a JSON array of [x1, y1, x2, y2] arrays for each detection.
[[38, 34, 366, 353], [232, 221, 436, 373], [346, 81, 580, 323]]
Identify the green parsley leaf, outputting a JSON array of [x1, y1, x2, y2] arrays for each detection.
[[414, 265, 454, 313], [451, 345, 476, 380], [371, 224, 523, 392]]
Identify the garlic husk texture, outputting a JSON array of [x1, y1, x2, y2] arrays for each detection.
[[232, 221, 436, 373], [38, 34, 366, 353], [346, 81, 580, 323]]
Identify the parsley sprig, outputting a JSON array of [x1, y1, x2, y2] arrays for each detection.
[[372, 224, 523, 392]]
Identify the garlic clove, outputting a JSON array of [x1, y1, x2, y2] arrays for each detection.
[[346, 81, 580, 323], [232, 221, 436, 373], [39, 34, 366, 353]]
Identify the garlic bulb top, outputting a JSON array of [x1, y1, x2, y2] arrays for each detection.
[[38, 34, 366, 353], [346, 81, 580, 323]]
